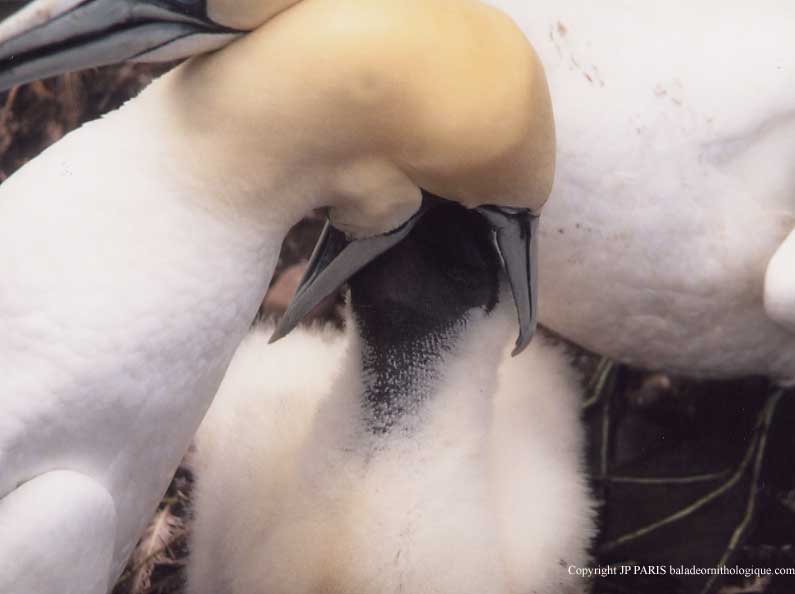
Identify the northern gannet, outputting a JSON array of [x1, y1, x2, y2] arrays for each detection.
[[187, 201, 595, 594], [483, 0, 795, 380], [0, 0, 554, 592]]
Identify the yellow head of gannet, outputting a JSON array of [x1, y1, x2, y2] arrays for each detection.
[[0, 0, 555, 352]]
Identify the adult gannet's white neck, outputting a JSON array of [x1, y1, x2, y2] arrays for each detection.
[[0, 76, 293, 590]]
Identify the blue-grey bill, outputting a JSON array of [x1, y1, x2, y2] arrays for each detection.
[[272, 199, 540, 356], [0, 0, 240, 91], [269, 207, 429, 345], [476, 206, 539, 356]]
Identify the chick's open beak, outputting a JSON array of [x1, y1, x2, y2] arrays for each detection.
[[271, 194, 540, 356], [0, 0, 242, 91]]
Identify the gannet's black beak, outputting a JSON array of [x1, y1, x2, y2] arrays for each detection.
[[0, 0, 242, 92], [271, 195, 540, 356]]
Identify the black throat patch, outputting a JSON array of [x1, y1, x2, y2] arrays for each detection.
[[349, 198, 501, 433]]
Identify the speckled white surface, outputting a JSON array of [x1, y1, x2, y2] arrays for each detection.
[[486, 0, 795, 378]]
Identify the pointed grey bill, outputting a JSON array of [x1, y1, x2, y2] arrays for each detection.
[[271, 198, 540, 354], [476, 206, 540, 356], [269, 206, 428, 344], [0, 0, 242, 92]]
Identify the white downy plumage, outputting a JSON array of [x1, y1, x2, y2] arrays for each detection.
[[187, 311, 594, 594]]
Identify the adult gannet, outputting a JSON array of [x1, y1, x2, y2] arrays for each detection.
[[187, 201, 594, 594], [482, 0, 795, 380], [0, 0, 554, 592]]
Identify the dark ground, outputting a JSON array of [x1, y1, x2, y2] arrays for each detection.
[[2, 64, 793, 594]]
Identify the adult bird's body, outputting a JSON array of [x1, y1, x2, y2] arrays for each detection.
[[0, 0, 554, 591], [187, 203, 594, 594], [485, 0, 795, 379]]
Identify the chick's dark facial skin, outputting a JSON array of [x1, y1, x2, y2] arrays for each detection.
[[349, 201, 501, 431]]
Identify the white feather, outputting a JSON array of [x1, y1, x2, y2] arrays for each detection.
[[483, 0, 795, 379], [187, 306, 594, 594]]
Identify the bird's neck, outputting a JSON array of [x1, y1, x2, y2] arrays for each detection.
[[350, 298, 514, 435], [0, 71, 314, 575], [353, 304, 466, 433], [125, 69, 328, 230], [346, 203, 510, 433]]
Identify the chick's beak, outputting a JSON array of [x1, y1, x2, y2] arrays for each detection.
[[0, 0, 242, 91], [271, 194, 540, 356]]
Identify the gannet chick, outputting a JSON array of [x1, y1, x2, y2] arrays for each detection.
[[0, 1, 555, 591], [187, 202, 595, 594]]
